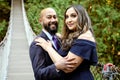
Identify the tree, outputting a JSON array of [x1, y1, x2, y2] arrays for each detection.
[[0, 0, 10, 41], [24, 0, 120, 66]]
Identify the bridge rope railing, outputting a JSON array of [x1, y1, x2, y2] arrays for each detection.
[[0, 0, 13, 79], [0, 0, 36, 80], [21, 0, 36, 46]]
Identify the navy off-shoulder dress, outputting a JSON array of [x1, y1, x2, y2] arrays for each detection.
[[58, 39, 98, 80]]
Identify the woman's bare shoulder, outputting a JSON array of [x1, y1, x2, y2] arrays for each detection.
[[78, 30, 95, 42]]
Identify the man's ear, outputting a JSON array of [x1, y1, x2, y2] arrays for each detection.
[[39, 18, 43, 24]]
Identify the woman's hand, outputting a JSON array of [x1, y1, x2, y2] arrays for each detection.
[[35, 37, 52, 51], [56, 33, 62, 39]]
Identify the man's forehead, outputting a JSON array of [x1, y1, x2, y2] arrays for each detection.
[[41, 8, 57, 17], [45, 12, 56, 16]]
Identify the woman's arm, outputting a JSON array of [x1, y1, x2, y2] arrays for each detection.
[[35, 37, 83, 73], [46, 46, 80, 73]]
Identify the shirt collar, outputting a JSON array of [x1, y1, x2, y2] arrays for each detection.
[[42, 29, 52, 40]]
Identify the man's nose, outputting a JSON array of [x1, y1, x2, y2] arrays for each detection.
[[51, 17, 56, 22]]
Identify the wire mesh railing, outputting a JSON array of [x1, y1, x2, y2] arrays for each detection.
[[0, 0, 36, 80], [0, 0, 13, 79], [21, 0, 36, 46]]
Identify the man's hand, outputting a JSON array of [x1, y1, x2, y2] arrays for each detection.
[[55, 57, 78, 73]]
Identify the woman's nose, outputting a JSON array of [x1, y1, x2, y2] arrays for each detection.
[[67, 17, 72, 22]]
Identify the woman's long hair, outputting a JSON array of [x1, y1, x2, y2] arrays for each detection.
[[61, 5, 94, 51]]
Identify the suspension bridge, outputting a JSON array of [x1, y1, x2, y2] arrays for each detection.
[[0, 0, 36, 80]]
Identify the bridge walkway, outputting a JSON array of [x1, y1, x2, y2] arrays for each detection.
[[6, 0, 34, 80]]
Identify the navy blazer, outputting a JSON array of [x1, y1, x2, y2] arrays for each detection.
[[29, 31, 61, 80]]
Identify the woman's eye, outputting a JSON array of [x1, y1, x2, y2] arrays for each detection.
[[71, 14, 77, 18], [65, 15, 68, 19]]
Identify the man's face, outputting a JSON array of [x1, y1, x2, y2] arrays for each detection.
[[41, 8, 58, 35]]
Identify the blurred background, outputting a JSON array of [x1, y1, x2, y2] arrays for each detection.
[[0, 0, 120, 79]]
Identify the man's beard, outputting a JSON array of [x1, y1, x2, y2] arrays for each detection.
[[43, 22, 58, 35]]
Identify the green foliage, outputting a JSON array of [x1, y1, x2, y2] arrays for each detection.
[[90, 3, 120, 65], [0, 1, 10, 20], [0, 0, 10, 42], [25, 0, 120, 66], [0, 20, 8, 41]]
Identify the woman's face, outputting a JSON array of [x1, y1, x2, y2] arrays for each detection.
[[65, 7, 78, 31]]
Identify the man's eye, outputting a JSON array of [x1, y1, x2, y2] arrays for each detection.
[[53, 16, 57, 19], [47, 16, 51, 19]]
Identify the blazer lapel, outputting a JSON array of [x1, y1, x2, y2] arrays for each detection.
[[38, 31, 59, 50]]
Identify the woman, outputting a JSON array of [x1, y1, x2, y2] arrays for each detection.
[[35, 5, 98, 80]]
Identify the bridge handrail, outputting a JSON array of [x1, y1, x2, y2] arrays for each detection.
[[0, 0, 36, 80], [21, 0, 36, 46], [0, 0, 13, 79]]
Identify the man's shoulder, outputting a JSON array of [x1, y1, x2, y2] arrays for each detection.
[[30, 34, 47, 46]]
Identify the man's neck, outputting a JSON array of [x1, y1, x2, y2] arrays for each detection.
[[42, 29, 54, 40]]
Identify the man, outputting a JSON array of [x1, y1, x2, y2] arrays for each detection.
[[29, 8, 62, 80]]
